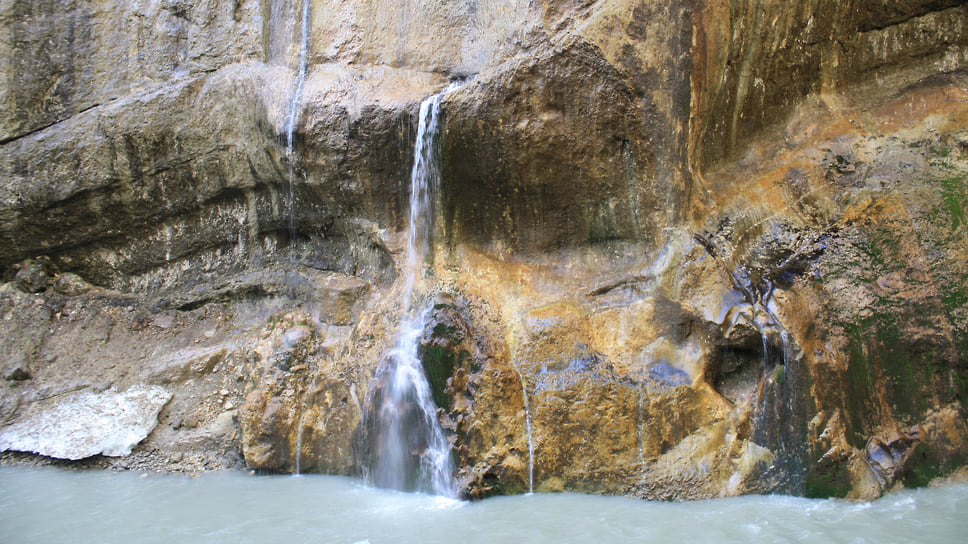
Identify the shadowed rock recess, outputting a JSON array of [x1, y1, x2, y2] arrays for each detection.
[[2, 0, 967, 500]]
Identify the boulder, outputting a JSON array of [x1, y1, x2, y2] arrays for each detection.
[[0, 386, 171, 460]]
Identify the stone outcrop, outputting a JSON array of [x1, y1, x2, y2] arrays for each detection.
[[2, 0, 967, 501]]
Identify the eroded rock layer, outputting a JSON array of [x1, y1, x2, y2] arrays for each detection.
[[2, 0, 967, 500]]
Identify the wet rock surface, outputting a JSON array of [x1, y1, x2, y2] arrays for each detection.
[[1, 0, 967, 501]]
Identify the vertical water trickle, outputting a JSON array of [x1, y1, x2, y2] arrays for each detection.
[[286, 0, 312, 476], [366, 85, 458, 497], [294, 411, 305, 475], [286, 0, 312, 254], [520, 377, 535, 494], [401, 92, 446, 308], [693, 230, 810, 492], [636, 387, 646, 481]]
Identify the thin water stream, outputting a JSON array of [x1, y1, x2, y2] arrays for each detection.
[[285, 2, 312, 473], [2, 467, 965, 543], [294, 410, 305, 475], [286, 0, 312, 251], [517, 370, 535, 494]]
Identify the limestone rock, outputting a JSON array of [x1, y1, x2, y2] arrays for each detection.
[[238, 309, 361, 475], [442, 39, 666, 252], [240, 387, 297, 471], [147, 346, 228, 386], [0, 0, 264, 143], [154, 267, 370, 325], [0, 386, 171, 460]]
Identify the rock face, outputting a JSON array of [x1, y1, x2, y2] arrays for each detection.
[[2, 0, 968, 501]]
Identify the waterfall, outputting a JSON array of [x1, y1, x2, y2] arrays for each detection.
[[286, 0, 311, 252], [401, 91, 446, 308], [366, 86, 458, 497]]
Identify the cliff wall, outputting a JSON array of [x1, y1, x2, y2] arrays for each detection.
[[1, 0, 967, 500]]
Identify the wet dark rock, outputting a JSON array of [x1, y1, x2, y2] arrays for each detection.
[[158, 267, 370, 325], [13, 258, 53, 293], [418, 297, 477, 410], [2, 359, 30, 381], [442, 39, 666, 253]]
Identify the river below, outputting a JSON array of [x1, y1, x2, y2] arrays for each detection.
[[1, 466, 965, 543]]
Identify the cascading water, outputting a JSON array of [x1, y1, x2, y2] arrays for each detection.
[[369, 308, 456, 495], [365, 87, 458, 497], [694, 230, 810, 492], [748, 300, 810, 493], [286, 0, 311, 252]]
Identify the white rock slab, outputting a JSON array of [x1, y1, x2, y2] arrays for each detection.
[[0, 386, 171, 460]]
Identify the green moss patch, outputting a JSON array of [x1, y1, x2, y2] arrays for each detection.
[[805, 460, 852, 499]]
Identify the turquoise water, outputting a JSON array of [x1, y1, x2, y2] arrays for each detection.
[[1, 466, 966, 543]]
